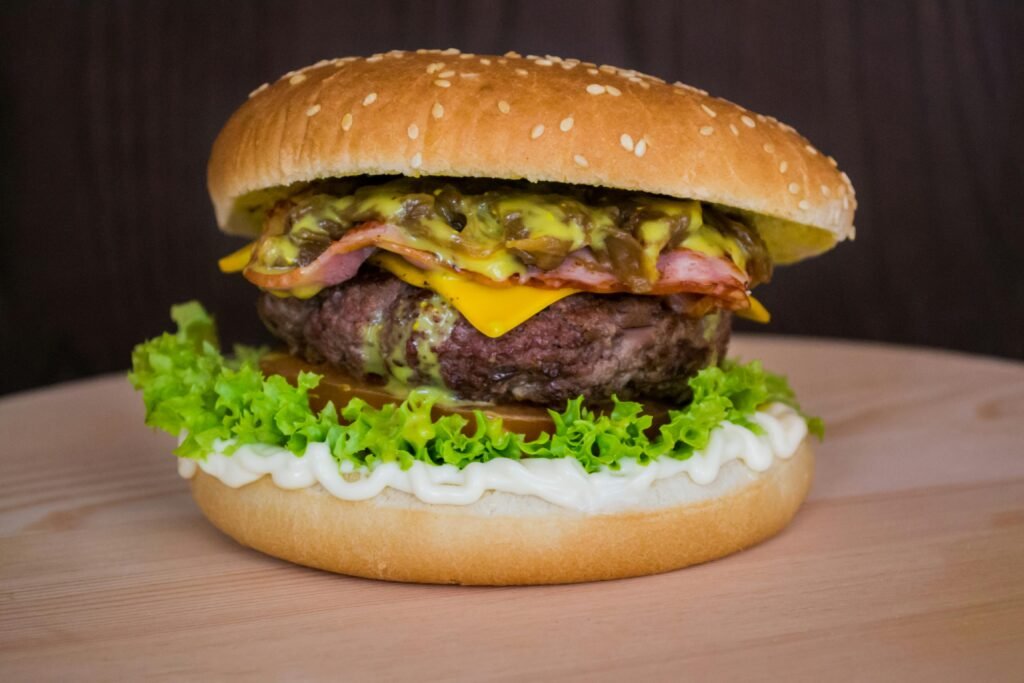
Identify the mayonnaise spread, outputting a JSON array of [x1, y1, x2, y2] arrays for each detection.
[[178, 403, 807, 512]]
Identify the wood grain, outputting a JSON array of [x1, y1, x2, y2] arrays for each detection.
[[1, 1, 1022, 395], [1, 337, 1022, 681]]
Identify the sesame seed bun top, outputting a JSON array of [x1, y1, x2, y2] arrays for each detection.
[[208, 49, 856, 264]]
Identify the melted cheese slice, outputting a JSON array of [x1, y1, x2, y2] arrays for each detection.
[[735, 295, 771, 323], [218, 241, 255, 273], [373, 253, 578, 338]]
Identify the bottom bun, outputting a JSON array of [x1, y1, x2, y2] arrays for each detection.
[[189, 440, 814, 585]]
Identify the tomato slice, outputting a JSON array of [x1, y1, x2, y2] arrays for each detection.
[[261, 352, 676, 441], [261, 352, 555, 440]]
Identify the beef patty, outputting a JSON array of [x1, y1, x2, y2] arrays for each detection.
[[258, 268, 731, 405]]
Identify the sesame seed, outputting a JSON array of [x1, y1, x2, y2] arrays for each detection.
[[530, 124, 545, 139], [341, 113, 353, 131], [827, 155, 838, 167], [788, 182, 800, 194], [248, 82, 269, 98], [410, 152, 423, 168], [574, 154, 589, 167], [620, 134, 634, 151], [779, 161, 788, 173], [820, 185, 831, 196], [699, 125, 714, 136], [700, 104, 717, 118], [438, 70, 455, 78], [587, 68, 599, 75], [515, 68, 528, 76], [637, 81, 650, 89], [363, 92, 378, 106], [586, 84, 606, 95], [729, 124, 739, 136], [798, 200, 811, 210], [289, 73, 307, 85], [504, 51, 520, 58], [842, 196, 850, 209], [599, 65, 616, 73], [426, 62, 445, 74], [366, 54, 383, 63], [841, 171, 853, 186], [561, 62, 576, 70], [535, 58, 553, 66], [606, 85, 621, 96], [741, 115, 756, 128], [434, 79, 451, 88], [480, 58, 492, 65], [497, 100, 511, 114], [305, 104, 321, 117], [560, 117, 574, 132], [432, 102, 444, 119], [763, 142, 775, 153], [634, 139, 647, 157], [756, 113, 768, 122], [408, 123, 419, 140], [442, 48, 460, 55], [804, 144, 817, 155], [459, 53, 474, 59]]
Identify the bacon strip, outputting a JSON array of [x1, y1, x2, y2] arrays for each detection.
[[654, 249, 749, 303], [244, 222, 749, 306], [243, 222, 393, 290], [514, 248, 748, 301]]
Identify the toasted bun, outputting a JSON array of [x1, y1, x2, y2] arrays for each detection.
[[189, 439, 813, 585], [208, 50, 855, 264]]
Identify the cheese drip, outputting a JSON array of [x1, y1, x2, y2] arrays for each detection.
[[373, 253, 578, 337]]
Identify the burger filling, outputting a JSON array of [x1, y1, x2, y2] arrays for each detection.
[[131, 178, 821, 476]]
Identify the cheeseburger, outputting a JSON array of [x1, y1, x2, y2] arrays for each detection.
[[130, 49, 855, 584]]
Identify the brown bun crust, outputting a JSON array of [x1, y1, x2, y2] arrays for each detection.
[[208, 50, 854, 263], [189, 439, 814, 585]]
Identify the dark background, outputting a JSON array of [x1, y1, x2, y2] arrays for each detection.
[[1, 0, 1022, 395]]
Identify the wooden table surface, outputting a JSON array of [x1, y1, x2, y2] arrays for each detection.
[[1, 336, 1022, 681]]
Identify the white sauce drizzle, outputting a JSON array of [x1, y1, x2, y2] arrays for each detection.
[[178, 403, 807, 513]]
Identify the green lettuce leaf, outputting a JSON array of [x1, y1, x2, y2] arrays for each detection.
[[130, 302, 821, 471]]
